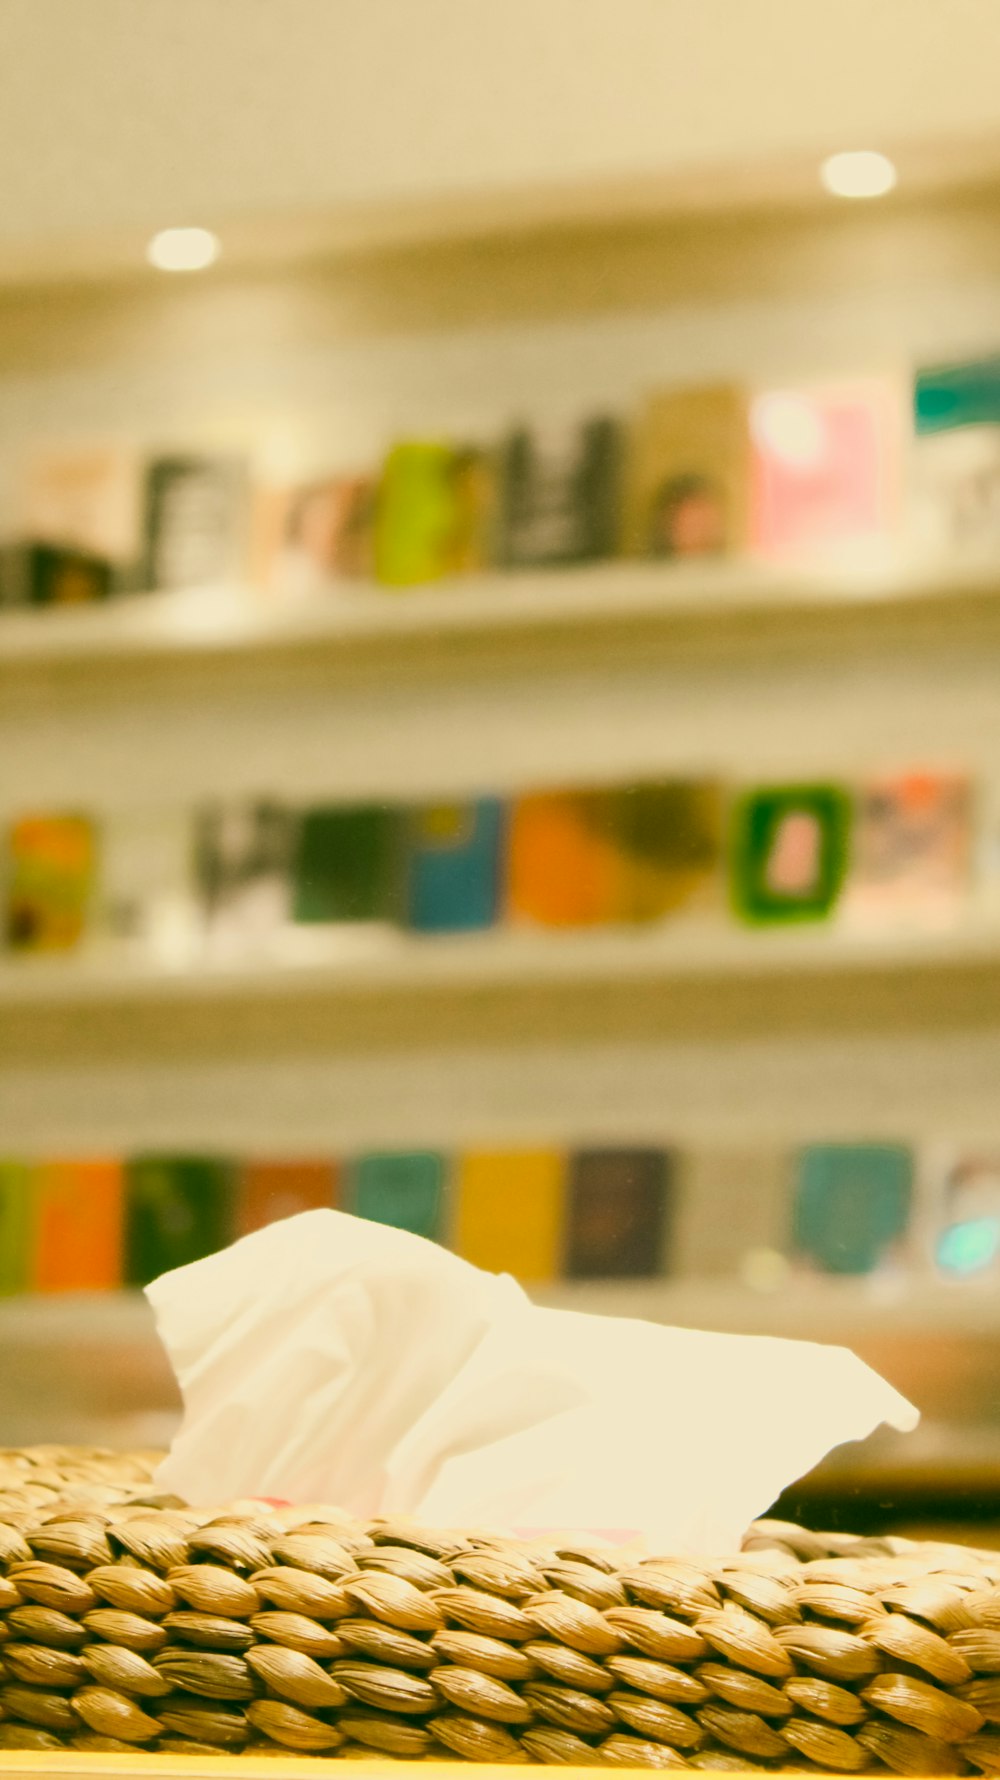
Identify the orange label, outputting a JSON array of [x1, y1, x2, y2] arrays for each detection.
[[34, 1160, 123, 1291], [237, 1160, 338, 1237], [507, 792, 625, 926]]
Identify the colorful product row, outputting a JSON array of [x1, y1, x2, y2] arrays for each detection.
[[2, 768, 975, 953], [0, 1142, 996, 1299], [4, 352, 1000, 603], [0, 1150, 671, 1294]]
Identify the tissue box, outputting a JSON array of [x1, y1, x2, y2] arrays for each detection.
[[0, 1442, 993, 1771]]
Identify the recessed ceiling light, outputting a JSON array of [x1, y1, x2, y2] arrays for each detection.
[[147, 227, 220, 273], [820, 150, 897, 200]]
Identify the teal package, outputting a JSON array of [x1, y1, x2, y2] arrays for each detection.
[[348, 1152, 447, 1240], [915, 356, 1000, 434], [792, 1144, 913, 1275]]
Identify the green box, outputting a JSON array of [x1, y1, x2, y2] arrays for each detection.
[[730, 783, 851, 924], [349, 1152, 447, 1241], [293, 805, 403, 925], [792, 1144, 913, 1275], [0, 1162, 34, 1295], [125, 1156, 235, 1286]]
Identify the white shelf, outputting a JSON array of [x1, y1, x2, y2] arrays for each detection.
[[2, 911, 997, 1011], [1, 557, 998, 673], [533, 1276, 1000, 1341], [4, 1287, 999, 1471], [1, 1276, 993, 1346]]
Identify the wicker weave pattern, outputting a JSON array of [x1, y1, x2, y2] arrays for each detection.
[[1, 1448, 1000, 1770]]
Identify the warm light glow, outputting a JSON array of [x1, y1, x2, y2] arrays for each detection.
[[147, 227, 220, 273], [820, 150, 897, 200], [750, 392, 827, 469]]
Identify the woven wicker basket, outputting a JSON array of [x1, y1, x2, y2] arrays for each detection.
[[1, 1447, 999, 1770]]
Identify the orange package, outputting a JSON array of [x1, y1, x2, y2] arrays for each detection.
[[453, 1150, 566, 1281], [506, 791, 626, 926], [237, 1159, 338, 1237], [33, 1159, 123, 1292]]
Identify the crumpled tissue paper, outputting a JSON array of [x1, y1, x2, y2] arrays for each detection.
[[148, 1208, 917, 1553]]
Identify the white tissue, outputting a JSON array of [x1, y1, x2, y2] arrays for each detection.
[[148, 1209, 918, 1553]]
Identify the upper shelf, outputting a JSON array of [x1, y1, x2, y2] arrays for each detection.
[[3, 558, 1000, 677], [3, 910, 1000, 1012]]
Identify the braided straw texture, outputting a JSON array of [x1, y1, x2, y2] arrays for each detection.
[[1, 1448, 999, 1770]]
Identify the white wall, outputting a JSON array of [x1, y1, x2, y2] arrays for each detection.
[[2, 0, 1000, 278]]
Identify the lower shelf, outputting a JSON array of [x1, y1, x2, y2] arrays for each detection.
[[3, 1284, 1000, 1479]]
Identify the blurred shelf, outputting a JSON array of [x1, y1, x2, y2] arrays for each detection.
[[0, 1293, 178, 1451], [2, 912, 1000, 1012], [0, 1291, 156, 1346], [6, 1291, 1000, 1506], [3, 556, 1000, 676], [5, 1275, 1000, 1348], [788, 1418, 1000, 1503], [532, 1275, 1000, 1341]]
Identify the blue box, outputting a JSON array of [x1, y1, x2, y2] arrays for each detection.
[[406, 798, 504, 933]]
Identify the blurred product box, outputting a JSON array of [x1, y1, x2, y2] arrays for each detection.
[[0, 542, 113, 608], [21, 444, 142, 570], [406, 798, 505, 933], [374, 441, 490, 586], [195, 799, 296, 946], [495, 416, 621, 568], [141, 454, 249, 592], [622, 384, 750, 560], [729, 783, 851, 924], [446, 448, 495, 576], [97, 806, 200, 954], [236, 1159, 339, 1238], [913, 355, 1000, 560], [507, 789, 625, 926], [791, 1143, 913, 1275], [5, 813, 97, 952], [348, 1151, 447, 1240], [125, 1156, 236, 1287], [453, 1150, 566, 1280], [261, 473, 376, 594], [671, 1147, 789, 1279], [613, 779, 723, 921], [750, 379, 900, 560], [0, 1162, 33, 1296], [564, 1148, 674, 1278], [932, 1149, 1000, 1277], [292, 803, 403, 925], [33, 1160, 123, 1292], [846, 770, 973, 924]]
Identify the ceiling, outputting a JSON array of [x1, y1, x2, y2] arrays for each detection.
[[3, 0, 1000, 283]]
